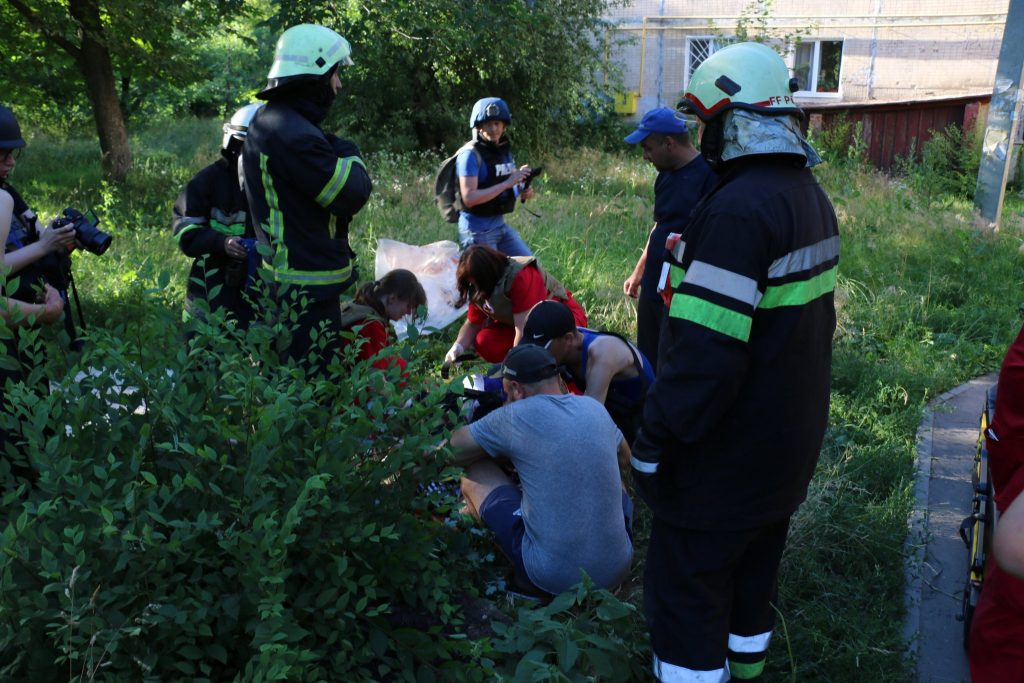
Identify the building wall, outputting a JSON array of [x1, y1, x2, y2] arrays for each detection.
[[605, 0, 1008, 112]]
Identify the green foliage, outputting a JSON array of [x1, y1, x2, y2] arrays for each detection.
[[490, 577, 647, 681], [712, 0, 816, 53], [900, 123, 982, 201], [0, 0, 249, 128], [809, 116, 868, 167], [265, 0, 627, 151], [1, 280, 494, 680]]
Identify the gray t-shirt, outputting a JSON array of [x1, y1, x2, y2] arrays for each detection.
[[469, 393, 632, 593]]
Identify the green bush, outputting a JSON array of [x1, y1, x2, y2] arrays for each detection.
[[0, 280, 495, 681], [809, 115, 867, 167], [911, 123, 982, 200], [490, 577, 648, 682]]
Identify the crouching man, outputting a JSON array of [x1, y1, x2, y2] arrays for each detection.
[[449, 344, 633, 596], [523, 299, 654, 447]]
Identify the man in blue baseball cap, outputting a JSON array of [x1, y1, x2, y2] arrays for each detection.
[[622, 107, 717, 371]]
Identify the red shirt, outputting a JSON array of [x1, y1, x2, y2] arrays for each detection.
[[340, 318, 408, 372], [467, 265, 549, 325]]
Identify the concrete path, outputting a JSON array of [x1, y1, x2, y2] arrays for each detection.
[[905, 374, 998, 683]]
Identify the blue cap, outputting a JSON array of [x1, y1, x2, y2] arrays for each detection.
[[624, 107, 690, 144]]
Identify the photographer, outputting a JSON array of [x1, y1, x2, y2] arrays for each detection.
[[0, 105, 73, 492], [173, 103, 262, 333], [455, 97, 534, 257], [0, 106, 76, 305]]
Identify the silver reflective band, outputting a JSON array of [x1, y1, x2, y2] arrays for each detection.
[[653, 654, 728, 682], [728, 630, 772, 653], [768, 235, 840, 279], [685, 261, 761, 308], [630, 457, 658, 474]]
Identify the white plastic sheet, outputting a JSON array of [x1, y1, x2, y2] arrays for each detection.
[[374, 238, 466, 339]]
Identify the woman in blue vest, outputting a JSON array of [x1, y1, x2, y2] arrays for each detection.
[[456, 97, 535, 257]]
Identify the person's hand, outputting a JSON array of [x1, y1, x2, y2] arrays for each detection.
[[444, 341, 465, 365], [506, 167, 528, 188], [38, 222, 76, 254], [224, 236, 248, 260], [630, 427, 662, 508], [623, 271, 641, 298], [38, 284, 64, 325], [520, 186, 535, 202]]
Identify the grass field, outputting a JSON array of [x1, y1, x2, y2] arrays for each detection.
[[5, 117, 1024, 680]]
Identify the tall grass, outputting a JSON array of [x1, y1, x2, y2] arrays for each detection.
[[9, 119, 1024, 680]]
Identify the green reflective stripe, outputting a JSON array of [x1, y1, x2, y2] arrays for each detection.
[[663, 263, 686, 292], [209, 220, 245, 237], [670, 293, 751, 341], [175, 222, 204, 242], [272, 264, 353, 286], [315, 156, 365, 207], [759, 265, 837, 309], [259, 154, 284, 240], [728, 659, 766, 680]]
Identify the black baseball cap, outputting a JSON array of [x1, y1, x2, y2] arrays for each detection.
[[522, 300, 576, 348], [501, 344, 559, 383]]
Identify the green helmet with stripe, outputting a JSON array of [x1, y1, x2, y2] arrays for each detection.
[[678, 42, 800, 122], [259, 24, 353, 99]]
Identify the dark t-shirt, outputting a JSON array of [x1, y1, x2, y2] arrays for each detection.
[[641, 156, 717, 301]]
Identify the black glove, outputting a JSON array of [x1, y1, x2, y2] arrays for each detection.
[[630, 426, 662, 509]]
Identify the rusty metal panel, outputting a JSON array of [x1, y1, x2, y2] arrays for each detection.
[[802, 94, 991, 170]]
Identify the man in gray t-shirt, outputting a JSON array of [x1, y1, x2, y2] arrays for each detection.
[[450, 345, 633, 595]]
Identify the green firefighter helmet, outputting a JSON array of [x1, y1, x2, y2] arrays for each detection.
[[259, 24, 353, 98], [678, 42, 800, 122]]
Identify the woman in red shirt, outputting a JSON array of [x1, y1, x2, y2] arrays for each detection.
[[339, 268, 426, 372], [445, 245, 586, 364]]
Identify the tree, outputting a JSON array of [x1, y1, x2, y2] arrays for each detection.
[[1, 0, 246, 181], [267, 0, 625, 150]]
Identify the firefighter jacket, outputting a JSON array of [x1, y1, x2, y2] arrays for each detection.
[[632, 156, 839, 530], [172, 157, 253, 322], [242, 97, 372, 301]]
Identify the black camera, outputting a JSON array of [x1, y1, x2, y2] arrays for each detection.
[[52, 208, 111, 255], [522, 166, 544, 191]]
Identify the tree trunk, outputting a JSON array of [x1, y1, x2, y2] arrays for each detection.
[[69, 0, 131, 181]]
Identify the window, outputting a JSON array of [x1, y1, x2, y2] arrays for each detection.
[[686, 37, 723, 84], [793, 39, 843, 95]]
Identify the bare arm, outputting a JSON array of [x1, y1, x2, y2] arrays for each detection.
[[616, 437, 631, 472], [624, 223, 656, 298], [995, 493, 1024, 579], [0, 283, 64, 326], [512, 309, 531, 348], [0, 194, 64, 325], [449, 425, 489, 468], [454, 319, 480, 353], [0, 194, 75, 275], [585, 337, 636, 405]]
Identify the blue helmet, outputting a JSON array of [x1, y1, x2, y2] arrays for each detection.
[[469, 97, 511, 129]]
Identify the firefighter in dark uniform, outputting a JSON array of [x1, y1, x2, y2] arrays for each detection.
[[629, 43, 839, 682], [242, 24, 372, 371], [173, 103, 262, 333]]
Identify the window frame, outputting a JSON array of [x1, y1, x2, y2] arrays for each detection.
[[684, 36, 724, 89], [791, 38, 844, 100]]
